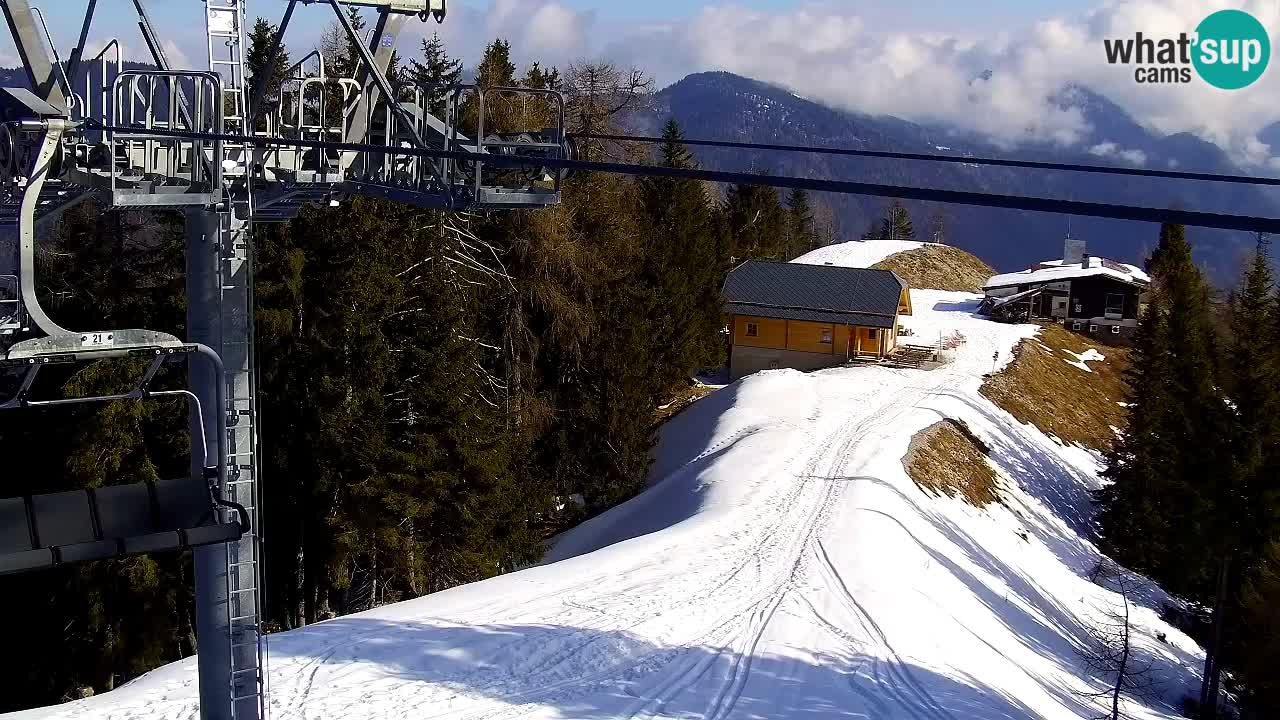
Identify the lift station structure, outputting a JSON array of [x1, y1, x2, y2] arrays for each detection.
[[0, 1, 569, 718], [5, 2, 1280, 720]]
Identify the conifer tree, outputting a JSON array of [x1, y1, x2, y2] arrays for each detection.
[[785, 189, 816, 260], [638, 120, 725, 382], [1225, 237, 1279, 571], [1098, 300, 1177, 570], [724, 180, 786, 260], [1099, 223, 1229, 597], [408, 32, 463, 117], [246, 18, 291, 116], [1237, 542, 1280, 717], [860, 200, 915, 241]]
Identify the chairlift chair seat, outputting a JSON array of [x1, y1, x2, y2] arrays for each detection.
[[0, 478, 243, 575]]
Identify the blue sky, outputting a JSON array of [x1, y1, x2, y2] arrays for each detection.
[[5, 1, 1279, 167], [14, 0, 1070, 67]]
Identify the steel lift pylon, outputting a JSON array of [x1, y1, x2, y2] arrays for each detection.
[[0, 1, 569, 719]]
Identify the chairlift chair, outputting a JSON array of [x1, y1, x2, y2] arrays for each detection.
[[0, 344, 247, 575]]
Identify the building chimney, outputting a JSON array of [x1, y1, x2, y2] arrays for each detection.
[[1063, 236, 1086, 265], [1081, 253, 1092, 269]]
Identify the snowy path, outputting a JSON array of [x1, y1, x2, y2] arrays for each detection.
[[13, 292, 1205, 720]]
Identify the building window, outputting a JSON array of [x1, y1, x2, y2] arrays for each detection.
[[1089, 324, 1098, 333], [820, 328, 833, 344], [866, 328, 878, 339], [1105, 293, 1125, 318], [1072, 321, 1082, 331], [1111, 325, 1122, 335], [745, 322, 759, 338]]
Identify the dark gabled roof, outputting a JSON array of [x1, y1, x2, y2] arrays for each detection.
[[724, 303, 896, 329], [723, 260, 906, 327]]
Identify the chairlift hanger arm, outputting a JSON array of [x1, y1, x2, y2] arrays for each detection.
[[29, 8, 73, 105], [0, 0, 67, 111], [0, 344, 227, 488]]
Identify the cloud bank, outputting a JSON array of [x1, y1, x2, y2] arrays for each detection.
[[418, 0, 1280, 165]]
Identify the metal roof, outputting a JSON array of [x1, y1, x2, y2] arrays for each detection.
[[723, 260, 905, 327], [724, 303, 896, 329]]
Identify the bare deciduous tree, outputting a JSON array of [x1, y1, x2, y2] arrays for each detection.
[[563, 61, 653, 161], [1079, 560, 1161, 720]]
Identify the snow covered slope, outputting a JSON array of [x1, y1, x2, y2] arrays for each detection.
[[12, 292, 1204, 720], [791, 239, 931, 269]]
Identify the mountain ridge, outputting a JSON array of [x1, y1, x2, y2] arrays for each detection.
[[640, 71, 1277, 278]]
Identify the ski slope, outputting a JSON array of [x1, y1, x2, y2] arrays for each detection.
[[13, 293, 1205, 720], [792, 239, 932, 269]]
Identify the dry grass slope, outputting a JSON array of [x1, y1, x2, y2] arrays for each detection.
[[980, 323, 1129, 452], [905, 418, 1000, 507], [872, 244, 996, 292]]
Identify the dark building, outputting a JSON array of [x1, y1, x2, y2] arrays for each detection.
[[979, 238, 1149, 344]]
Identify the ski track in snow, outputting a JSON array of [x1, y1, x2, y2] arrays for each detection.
[[11, 291, 1206, 720]]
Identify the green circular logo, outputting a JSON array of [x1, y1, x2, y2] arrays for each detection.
[[1192, 10, 1270, 89]]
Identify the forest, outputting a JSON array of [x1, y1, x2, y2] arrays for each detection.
[[0, 20, 827, 710], [1098, 224, 1280, 718]]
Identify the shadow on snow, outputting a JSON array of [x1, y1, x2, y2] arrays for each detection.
[[266, 616, 1051, 720]]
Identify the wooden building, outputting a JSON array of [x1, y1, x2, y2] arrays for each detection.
[[980, 240, 1149, 344], [723, 260, 912, 381]]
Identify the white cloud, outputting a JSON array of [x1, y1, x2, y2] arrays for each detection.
[[604, 0, 1280, 166], [311, 0, 1280, 167], [404, 0, 593, 74], [162, 40, 191, 71], [1088, 142, 1148, 165]]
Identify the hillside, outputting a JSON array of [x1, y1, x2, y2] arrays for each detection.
[[643, 72, 1274, 279], [791, 238, 929, 268], [871, 244, 996, 292], [18, 286, 1202, 720], [791, 238, 995, 292], [982, 323, 1130, 452]]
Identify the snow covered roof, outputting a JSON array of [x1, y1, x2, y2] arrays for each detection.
[[724, 260, 905, 327], [791, 239, 933, 269], [984, 258, 1150, 290]]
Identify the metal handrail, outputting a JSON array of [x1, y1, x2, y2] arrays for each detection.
[[110, 70, 223, 195], [474, 84, 567, 198], [82, 39, 121, 138]]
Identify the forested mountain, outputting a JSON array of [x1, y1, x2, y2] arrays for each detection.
[[637, 72, 1280, 279]]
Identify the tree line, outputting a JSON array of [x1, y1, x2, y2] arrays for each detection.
[[1098, 224, 1280, 718], [0, 24, 845, 710]]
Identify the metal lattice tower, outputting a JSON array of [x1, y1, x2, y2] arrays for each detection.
[[202, 3, 266, 718]]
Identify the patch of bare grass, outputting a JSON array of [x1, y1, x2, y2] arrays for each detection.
[[872, 244, 996, 292], [905, 418, 1000, 507], [980, 323, 1129, 452], [654, 384, 717, 423]]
